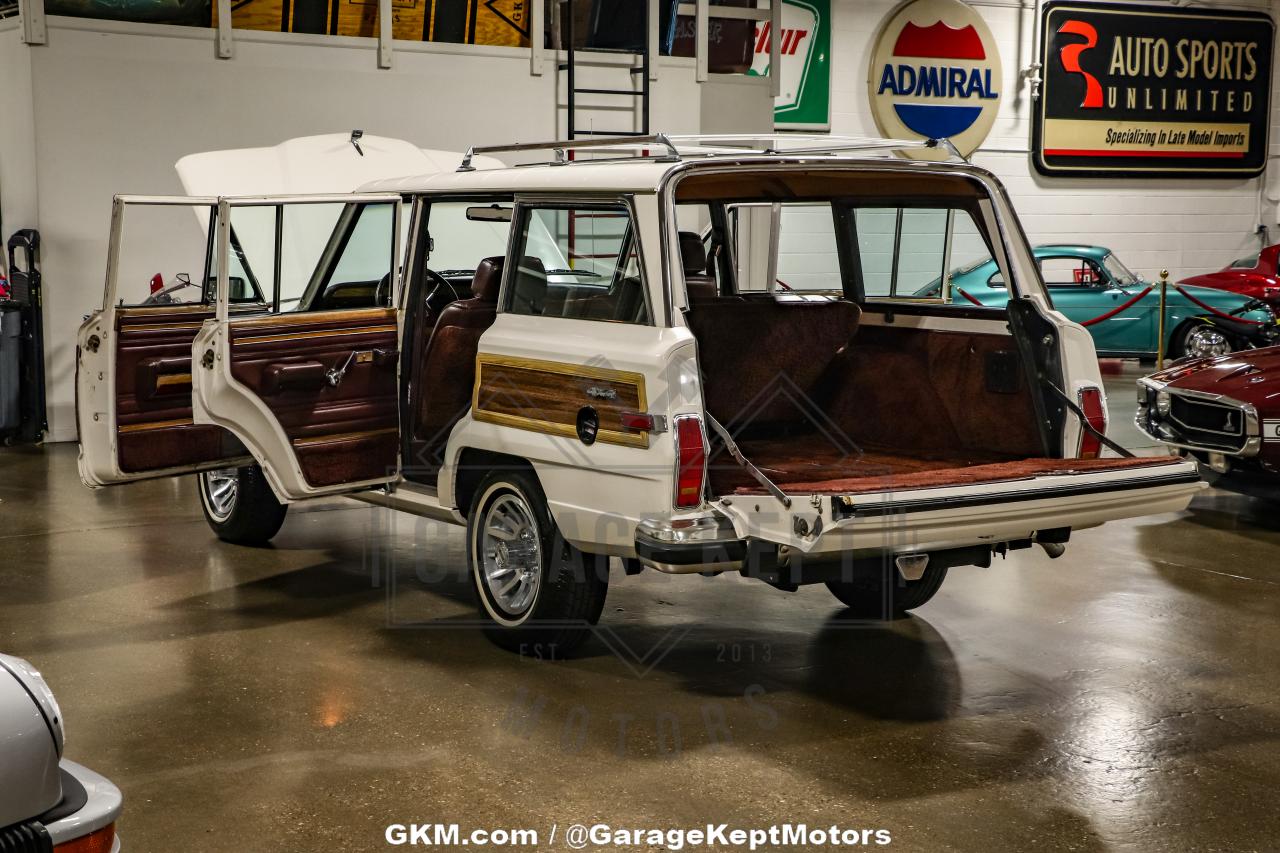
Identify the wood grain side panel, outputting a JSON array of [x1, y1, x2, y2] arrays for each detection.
[[472, 355, 649, 449]]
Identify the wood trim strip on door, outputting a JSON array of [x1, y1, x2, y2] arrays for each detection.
[[291, 427, 399, 448], [118, 417, 195, 433], [471, 354, 650, 449]]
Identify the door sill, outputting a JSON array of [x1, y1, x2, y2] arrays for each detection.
[[348, 481, 463, 525]]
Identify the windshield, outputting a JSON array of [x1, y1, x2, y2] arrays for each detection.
[[1102, 252, 1141, 287]]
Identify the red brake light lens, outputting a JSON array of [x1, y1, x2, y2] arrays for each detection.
[[1078, 387, 1107, 459], [674, 416, 706, 508]]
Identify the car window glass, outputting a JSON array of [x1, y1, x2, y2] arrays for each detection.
[[509, 204, 650, 324], [1231, 254, 1259, 269], [774, 203, 839, 292], [115, 203, 219, 307], [853, 206, 992, 303], [1040, 257, 1102, 287], [424, 202, 514, 276]]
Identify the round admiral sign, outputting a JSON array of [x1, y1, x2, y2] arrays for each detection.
[[868, 0, 1003, 157]]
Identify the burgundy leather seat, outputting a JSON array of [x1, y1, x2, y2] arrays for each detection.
[[679, 231, 719, 302], [414, 256, 504, 449]]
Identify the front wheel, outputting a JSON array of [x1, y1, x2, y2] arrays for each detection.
[[825, 562, 948, 619], [468, 469, 608, 655], [198, 464, 288, 545], [1172, 322, 1234, 360]]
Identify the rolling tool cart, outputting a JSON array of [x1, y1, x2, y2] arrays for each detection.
[[0, 229, 47, 445]]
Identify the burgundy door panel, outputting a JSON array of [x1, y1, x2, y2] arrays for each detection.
[[226, 308, 399, 487], [114, 306, 246, 473]]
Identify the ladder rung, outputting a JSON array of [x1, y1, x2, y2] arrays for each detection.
[[574, 87, 643, 96]]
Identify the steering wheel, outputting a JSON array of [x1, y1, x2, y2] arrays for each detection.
[[422, 269, 467, 317], [375, 271, 394, 307]]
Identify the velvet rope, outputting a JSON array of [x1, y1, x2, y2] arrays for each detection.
[[955, 287, 985, 307], [1172, 284, 1267, 325], [1079, 285, 1153, 327]]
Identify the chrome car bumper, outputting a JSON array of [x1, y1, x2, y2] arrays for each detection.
[[634, 514, 746, 574]]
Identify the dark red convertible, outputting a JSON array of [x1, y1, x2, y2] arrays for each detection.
[[1181, 245, 1280, 309], [1138, 349, 1280, 499]]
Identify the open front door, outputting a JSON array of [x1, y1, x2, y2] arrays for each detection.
[[191, 194, 405, 501], [78, 196, 256, 487]]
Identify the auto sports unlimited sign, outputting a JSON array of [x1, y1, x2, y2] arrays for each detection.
[[1034, 2, 1274, 178], [749, 0, 832, 130], [868, 0, 1003, 158]]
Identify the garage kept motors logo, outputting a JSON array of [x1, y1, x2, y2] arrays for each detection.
[[868, 0, 1002, 157]]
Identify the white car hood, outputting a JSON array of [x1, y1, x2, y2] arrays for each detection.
[[175, 132, 496, 197]]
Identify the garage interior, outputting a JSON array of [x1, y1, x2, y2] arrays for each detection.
[[3, 0, 1280, 850], [5, 373, 1279, 849]]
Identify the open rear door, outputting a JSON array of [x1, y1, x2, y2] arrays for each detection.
[[78, 196, 256, 487], [191, 194, 405, 501]]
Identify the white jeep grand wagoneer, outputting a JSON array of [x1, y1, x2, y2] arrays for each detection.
[[77, 134, 1202, 653]]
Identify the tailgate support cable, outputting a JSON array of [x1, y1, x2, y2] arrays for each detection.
[[1040, 381, 1136, 459], [705, 414, 792, 509]]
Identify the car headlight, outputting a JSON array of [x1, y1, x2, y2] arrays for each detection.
[[1156, 391, 1172, 416], [0, 655, 65, 756]]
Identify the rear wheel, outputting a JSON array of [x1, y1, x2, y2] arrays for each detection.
[[198, 464, 288, 545], [1173, 322, 1234, 360], [468, 469, 608, 656], [825, 562, 948, 619]]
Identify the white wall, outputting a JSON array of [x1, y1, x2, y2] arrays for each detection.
[[830, 0, 1280, 282], [0, 23, 39, 257], [4, 17, 769, 441]]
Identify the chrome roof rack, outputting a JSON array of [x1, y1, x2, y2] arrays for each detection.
[[456, 133, 959, 171]]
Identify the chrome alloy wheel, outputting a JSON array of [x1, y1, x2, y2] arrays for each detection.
[[1184, 325, 1232, 359], [480, 493, 543, 617], [200, 468, 239, 522]]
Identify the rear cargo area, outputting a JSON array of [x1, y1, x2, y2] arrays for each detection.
[[687, 297, 1178, 497]]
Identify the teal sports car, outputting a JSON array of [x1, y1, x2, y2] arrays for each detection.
[[921, 245, 1280, 359]]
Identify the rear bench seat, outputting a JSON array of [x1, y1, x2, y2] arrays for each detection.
[[685, 298, 860, 432]]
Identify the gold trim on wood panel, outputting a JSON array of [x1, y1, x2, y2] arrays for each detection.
[[155, 373, 192, 388], [119, 322, 206, 333], [471, 353, 650, 449], [232, 308, 396, 330], [234, 325, 398, 345], [291, 427, 398, 448], [116, 304, 215, 317], [118, 418, 195, 433]]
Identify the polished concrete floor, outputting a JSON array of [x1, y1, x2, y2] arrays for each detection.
[[3, 376, 1279, 851]]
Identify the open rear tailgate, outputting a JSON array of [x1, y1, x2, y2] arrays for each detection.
[[714, 457, 1203, 556]]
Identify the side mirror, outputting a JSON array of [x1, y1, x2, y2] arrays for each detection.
[[466, 205, 513, 223]]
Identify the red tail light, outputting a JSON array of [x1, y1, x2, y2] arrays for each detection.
[[149, 273, 164, 294], [1077, 387, 1107, 459], [674, 415, 707, 508]]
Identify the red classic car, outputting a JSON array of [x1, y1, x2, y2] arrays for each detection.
[[1181, 244, 1280, 309], [1137, 348, 1280, 499]]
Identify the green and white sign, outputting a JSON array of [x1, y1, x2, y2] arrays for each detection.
[[749, 0, 831, 130]]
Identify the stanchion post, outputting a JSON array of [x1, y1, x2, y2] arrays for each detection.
[[1156, 269, 1170, 367]]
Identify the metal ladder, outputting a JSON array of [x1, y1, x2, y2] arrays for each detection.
[[558, 0, 652, 140]]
